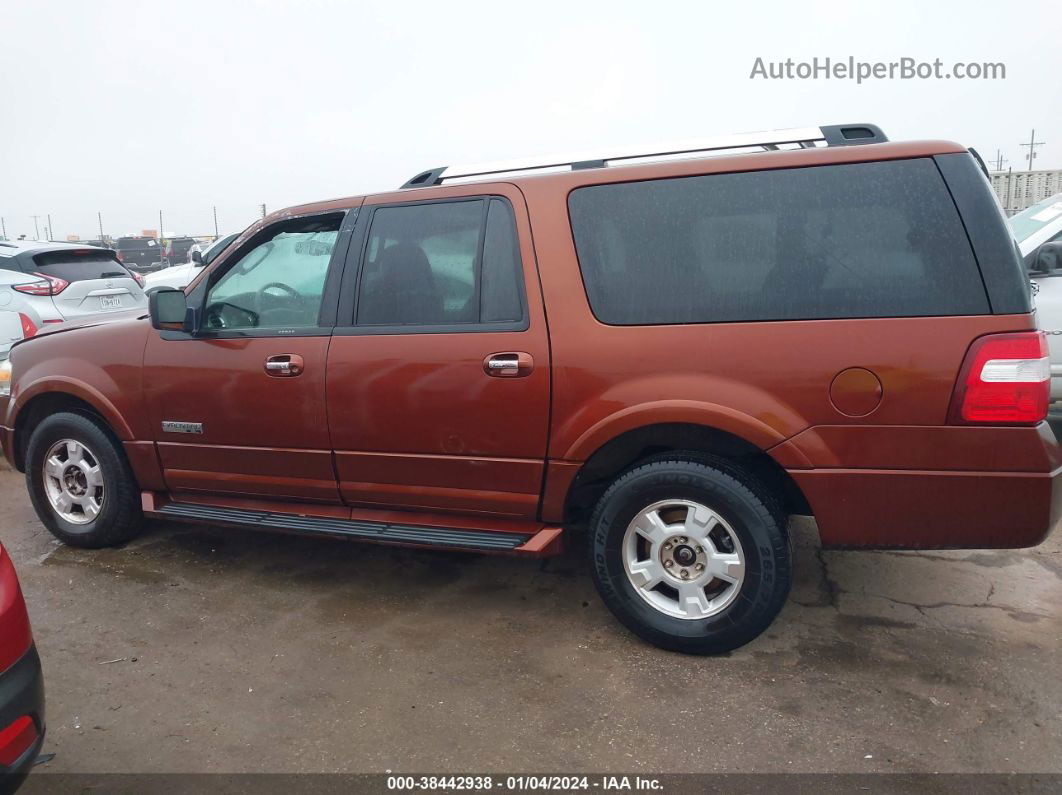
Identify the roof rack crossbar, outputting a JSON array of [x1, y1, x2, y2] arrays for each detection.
[[399, 123, 887, 188]]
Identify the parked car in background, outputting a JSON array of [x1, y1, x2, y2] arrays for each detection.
[[1010, 193, 1062, 407], [0, 241, 147, 325], [144, 232, 238, 293], [2, 124, 1058, 656], [115, 237, 163, 273], [0, 302, 42, 361], [0, 542, 45, 788], [162, 236, 197, 267]]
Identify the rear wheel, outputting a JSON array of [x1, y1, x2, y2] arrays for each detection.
[[588, 457, 791, 654], [25, 412, 144, 548]]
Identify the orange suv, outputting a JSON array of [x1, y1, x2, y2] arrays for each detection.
[[2, 123, 1059, 654]]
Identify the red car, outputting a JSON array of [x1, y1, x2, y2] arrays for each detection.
[[0, 544, 44, 787], [1, 123, 1059, 654]]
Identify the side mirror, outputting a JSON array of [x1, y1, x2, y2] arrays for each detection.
[[149, 288, 189, 331], [191, 249, 203, 265], [1033, 242, 1062, 275]]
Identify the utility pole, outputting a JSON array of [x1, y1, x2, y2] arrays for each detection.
[[98, 212, 105, 243], [0, 217, 6, 240], [1020, 129, 1046, 171], [260, 203, 267, 219], [159, 210, 164, 241], [213, 205, 219, 238], [30, 215, 41, 240], [47, 214, 53, 240], [992, 149, 1007, 171]]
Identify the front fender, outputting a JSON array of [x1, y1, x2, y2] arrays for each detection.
[[9, 375, 134, 440], [5, 316, 150, 441]]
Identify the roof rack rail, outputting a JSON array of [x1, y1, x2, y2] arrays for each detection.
[[400, 123, 887, 189]]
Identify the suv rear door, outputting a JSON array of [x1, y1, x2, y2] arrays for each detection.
[[326, 185, 550, 518]]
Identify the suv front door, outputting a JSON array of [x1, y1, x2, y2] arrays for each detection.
[[143, 209, 358, 503], [327, 186, 550, 518]]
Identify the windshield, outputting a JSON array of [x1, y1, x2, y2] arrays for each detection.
[[117, 238, 158, 250], [1009, 193, 1062, 243]]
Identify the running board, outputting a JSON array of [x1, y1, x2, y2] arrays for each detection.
[[147, 499, 563, 556]]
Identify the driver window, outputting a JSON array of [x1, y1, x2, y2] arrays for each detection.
[[204, 216, 341, 330]]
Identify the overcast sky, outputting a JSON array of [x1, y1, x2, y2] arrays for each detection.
[[3, 0, 1060, 241]]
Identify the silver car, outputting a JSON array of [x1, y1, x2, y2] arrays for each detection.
[[0, 240, 148, 326]]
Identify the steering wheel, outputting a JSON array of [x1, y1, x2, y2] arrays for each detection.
[[259, 282, 301, 302]]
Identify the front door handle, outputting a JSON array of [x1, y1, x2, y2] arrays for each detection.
[[264, 354, 305, 377], [483, 352, 533, 378]]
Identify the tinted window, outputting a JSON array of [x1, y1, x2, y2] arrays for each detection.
[[481, 199, 524, 322], [357, 198, 525, 327], [117, 238, 158, 250], [568, 159, 989, 325], [32, 250, 130, 283], [204, 217, 340, 330]]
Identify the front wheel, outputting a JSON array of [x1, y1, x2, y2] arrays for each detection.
[[588, 457, 791, 654], [25, 412, 144, 548]]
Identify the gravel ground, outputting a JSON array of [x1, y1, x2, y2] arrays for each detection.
[[0, 460, 1059, 776]]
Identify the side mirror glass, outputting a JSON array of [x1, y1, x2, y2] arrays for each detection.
[[1033, 241, 1062, 275], [191, 249, 203, 265], [149, 288, 189, 331]]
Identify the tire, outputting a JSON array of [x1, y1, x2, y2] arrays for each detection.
[[588, 457, 791, 654], [24, 412, 144, 548]]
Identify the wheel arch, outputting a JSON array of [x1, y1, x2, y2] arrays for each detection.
[[11, 386, 128, 473], [561, 422, 812, 526]]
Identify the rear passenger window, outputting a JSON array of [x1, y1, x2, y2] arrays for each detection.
[[357, 198, 526, 327], [568, 159, 990, 324]]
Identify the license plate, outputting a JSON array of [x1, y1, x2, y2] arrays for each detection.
[[99, 295, 123, 310]]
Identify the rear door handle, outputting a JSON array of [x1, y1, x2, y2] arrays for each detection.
[[264, 354, 305, 377], [483, 352, 533, 378]]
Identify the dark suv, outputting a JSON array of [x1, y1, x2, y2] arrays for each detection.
[[2, 123, 1058, 654], [115, 236, 163, 272]]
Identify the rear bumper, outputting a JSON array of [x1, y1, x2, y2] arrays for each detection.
[[0, 644, 45, 783], [791, 465, 1062, 549]]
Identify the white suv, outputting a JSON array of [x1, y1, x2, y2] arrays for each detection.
[[0, 240, 148, 326]]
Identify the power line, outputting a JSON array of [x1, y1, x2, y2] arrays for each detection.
[[1019, 129, 1046, 171]]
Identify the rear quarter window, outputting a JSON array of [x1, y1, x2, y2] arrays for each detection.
[[568, 158, 990, 324]]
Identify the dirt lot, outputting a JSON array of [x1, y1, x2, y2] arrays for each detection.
[[0, 459, 1060, 775]]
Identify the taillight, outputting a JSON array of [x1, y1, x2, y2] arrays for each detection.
[[0, 715, 37, 767], [12, 273, 69, 296], [18, 313, 37, 339], [129, 270, 145, 288], [948, 331, 1050, 425], [116, 252, 124, 263]]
